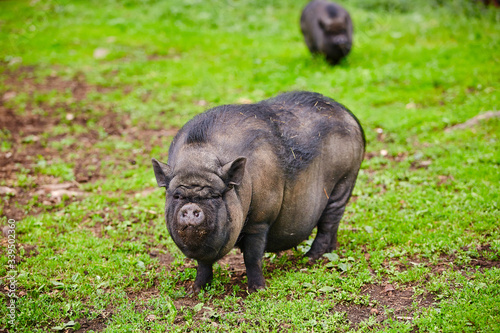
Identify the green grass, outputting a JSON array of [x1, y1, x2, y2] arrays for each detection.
[[0, 0, 499, 331]]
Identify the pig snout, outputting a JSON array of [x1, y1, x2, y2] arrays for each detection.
[[331, 35, 349, 46], [178, 203, 205, 228]]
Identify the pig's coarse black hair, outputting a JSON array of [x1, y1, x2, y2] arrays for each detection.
[[180, 91, 364, 178]]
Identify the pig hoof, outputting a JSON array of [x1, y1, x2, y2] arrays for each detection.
[[188, 284, 204, 295], [305, 251, 322, 261], [248, 284, 266, 293]]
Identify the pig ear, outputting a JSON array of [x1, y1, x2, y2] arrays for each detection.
[[221, 157, 246, 187], [318, 17, 331, 31], [151, 158, 172, 188]]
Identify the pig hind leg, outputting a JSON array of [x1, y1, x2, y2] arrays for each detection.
[[306, 175, 356, 260]]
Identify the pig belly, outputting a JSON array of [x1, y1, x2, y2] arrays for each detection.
[[265, 172, 333, 252], [265, 216, 319, 252]]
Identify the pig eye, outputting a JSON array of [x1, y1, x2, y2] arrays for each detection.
[[172, 194, 181, 200]]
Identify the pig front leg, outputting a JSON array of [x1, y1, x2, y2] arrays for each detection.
[[193, 261, 213, 293], [240, 231, 268, 293]]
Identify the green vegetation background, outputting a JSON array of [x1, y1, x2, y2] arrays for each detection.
[[0, 0, 499, 331]]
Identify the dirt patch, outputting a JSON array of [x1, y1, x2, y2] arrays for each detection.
[[0, 233, 39, 266], [2, 67, 111, 101], [219, 250, 246, 272], [415, 245, 500, 274], [20, 243, 39, 257], [148, 249, 175, 267], [334, 283, 434, 325], [442, 246, 500, 272], [0, 69, 121, 220], [365, 245, 500, 278], [74, 312, 111, 333], [13, 243, 39, 263], [467, 258, 500, 269], [0, 66, 178, 221]]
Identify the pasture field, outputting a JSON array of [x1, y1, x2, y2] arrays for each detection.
[[0, 0, 499, 331]]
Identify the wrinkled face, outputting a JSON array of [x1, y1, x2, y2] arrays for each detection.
[[319, 13, 352, 59], [165, 172, 230, 262], [324, 23, 350, 50], [152, 153, 246, 263]]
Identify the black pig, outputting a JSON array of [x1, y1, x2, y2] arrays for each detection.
[[152, 91, 364, 292], [300, 0, 353, 65]]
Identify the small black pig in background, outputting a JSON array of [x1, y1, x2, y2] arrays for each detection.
[[152, 91, 365, 292], [301, 0, 353, 65]]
